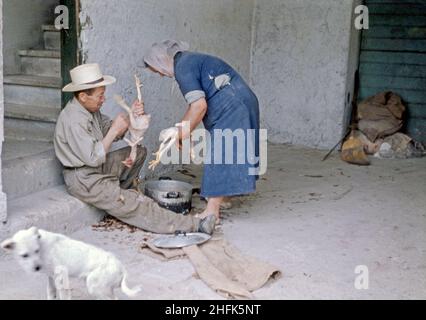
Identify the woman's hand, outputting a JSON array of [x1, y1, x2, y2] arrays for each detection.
[[131, 100, 145, 117]]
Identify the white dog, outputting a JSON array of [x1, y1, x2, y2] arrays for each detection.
[[1, 227, 141, 300]]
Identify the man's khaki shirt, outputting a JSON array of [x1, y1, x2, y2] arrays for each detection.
[[54, 98, 113, 168]]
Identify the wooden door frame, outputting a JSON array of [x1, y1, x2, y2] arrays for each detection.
[[60, 0, 81, 107]]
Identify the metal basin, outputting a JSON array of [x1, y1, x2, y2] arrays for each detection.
[[144, 178, 193, 215]]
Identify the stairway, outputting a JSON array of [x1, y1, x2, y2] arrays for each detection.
[[3, 25, 62, 200], [1, 25, 103, 240]]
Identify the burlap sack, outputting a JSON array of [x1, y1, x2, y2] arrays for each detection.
[[357, 92, 405, 141]]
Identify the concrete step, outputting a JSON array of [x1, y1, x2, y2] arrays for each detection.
[[42, 25, 59, 32], [1, 139, 53, 161], [18, 50, 60, 59], [42, 25, 60, 50], [4, 75, 61, 106], [4, 103, 59, 142], [3, 74, 61, 87], [1, 141, 64, 200], [4, 118, 56, 142], [4, 103, 60, 123], [0, 185, 104, 251], [19, 50, 60, 77]]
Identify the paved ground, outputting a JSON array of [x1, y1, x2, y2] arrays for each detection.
[[1, 144, 425, 299]]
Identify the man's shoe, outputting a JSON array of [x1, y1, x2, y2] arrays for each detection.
[[198, 215, 216, 235]]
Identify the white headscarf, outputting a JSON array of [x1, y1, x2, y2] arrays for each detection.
[[144, 40, 189, 77]]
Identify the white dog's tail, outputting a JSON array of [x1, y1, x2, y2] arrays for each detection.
[[120, 273, 142, 297]]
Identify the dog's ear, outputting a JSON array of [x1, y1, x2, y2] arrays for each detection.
[[1, 239, 15, 251], [29, 226, 41, 238], [29, 226, 38, 234]]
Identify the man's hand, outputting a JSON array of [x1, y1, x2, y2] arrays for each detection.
[[122, 156, 134, 168], [131, 100, 145, 117], [111, 113, 130, 137]]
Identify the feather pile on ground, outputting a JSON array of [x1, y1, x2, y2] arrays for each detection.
[[92, 216, 140, 233]]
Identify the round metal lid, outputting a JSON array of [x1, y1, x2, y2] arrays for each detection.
[[151, 232, 211, 249]]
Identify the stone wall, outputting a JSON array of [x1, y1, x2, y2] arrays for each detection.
[[251, 0, 361, 149]]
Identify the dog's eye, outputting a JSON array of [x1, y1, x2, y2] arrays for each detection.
[[21, 254, 29, 258]]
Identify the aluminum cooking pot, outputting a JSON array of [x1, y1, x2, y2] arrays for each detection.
[[144, 177, 193, 215]]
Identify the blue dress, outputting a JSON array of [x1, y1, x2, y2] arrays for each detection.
[[174, 52, 259, 198]]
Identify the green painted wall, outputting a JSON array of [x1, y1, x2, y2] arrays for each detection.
[[359, 0, 426, 142]]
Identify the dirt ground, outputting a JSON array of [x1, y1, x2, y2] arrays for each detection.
[[1, 143, 425, 299]]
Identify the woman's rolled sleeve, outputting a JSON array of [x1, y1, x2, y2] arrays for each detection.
[[184, 90, 206, 104]]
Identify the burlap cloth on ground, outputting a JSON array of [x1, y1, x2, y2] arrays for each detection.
[[141, 236, 281, 299]]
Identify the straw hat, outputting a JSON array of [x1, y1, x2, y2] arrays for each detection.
[[62, 63, 116, 92]]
